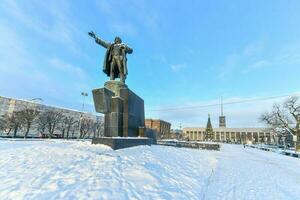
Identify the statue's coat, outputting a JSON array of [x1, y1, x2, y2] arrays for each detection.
[[95, 38, 133, 79]]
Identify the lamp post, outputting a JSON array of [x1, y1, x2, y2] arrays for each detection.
[[81, 92, 88, 112], [79, 92, 88, 139]]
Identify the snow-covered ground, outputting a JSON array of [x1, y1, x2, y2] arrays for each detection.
[[0, 139, 300, 200]]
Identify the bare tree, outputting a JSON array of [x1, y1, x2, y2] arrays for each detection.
[[37, 110, 64, 138], [36, 111, 47, 137], [92, 118, 104, 138], [1, 111, 23, 137], [58, 117, 67, 139], [260, 96, 300, 149], [79, 117, 93, 139], [0, 115, 6, 135], [0, 114, 12, 135], [59, 116, 78, 139], [18, 107, 40, 138]]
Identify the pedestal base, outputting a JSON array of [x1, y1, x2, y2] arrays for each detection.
[[92, 80, 145, 137], [92, 137, 153, 150]]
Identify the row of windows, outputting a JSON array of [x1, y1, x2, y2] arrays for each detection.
[[188, 133, 270, 137], [186, 131, 270, 135], [160, 122, 171, 134], [187, 132, 272, 141]]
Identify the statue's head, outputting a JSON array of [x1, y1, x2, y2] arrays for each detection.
[[114, 36, 122, 44]]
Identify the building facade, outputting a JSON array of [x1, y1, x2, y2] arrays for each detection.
[[0, 95, 103, 138], [145, 119, 171, 139], [183, 114, 274, 144], [183, 127, 273, 144]]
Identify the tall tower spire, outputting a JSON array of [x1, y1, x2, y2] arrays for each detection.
[[221, 96, 224, 116], [219, 96, 226, 128]]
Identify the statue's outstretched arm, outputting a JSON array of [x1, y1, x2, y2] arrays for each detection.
[[95, 36, 110, 48], [88, 31, 110, 48]]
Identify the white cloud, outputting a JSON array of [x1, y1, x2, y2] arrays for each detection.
[[274, 43, 300, 66], [217, 40, 268, 79], [96, 1, 137, 36], [110, 23, 137, 36], [243, 41, 265, 56], [242, 60, 271, 74], [0, 0, 85, 56], [96, 0, 159, 36], [248, 60, 270, 69], [217, 53, 240, 80], [244, 42, 300, 74], [218, 39, 300, 79], [0, 20, 38, 77], [0, 16, 89, 109], [170, 63, 187, 72], [49, 58, 88, 80]]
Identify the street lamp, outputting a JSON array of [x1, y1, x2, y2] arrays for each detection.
[[81, 92, 88, 112]]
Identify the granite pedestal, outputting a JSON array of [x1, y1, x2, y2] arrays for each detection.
[[92, 80, 152, 149]]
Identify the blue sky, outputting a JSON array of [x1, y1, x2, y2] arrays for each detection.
[[0, 0, 300, 128]]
